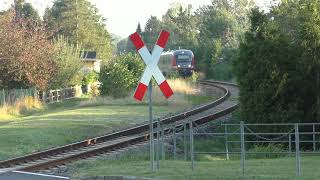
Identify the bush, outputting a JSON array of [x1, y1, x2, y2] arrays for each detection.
[[248, 144, 285, 159], [51, 36, 84, 89], [99, 53, 144, 98], [82, 71, 99, 85], [207, 63, 233, 81]]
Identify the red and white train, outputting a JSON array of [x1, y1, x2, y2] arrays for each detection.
[[158, 49, 195, 77]]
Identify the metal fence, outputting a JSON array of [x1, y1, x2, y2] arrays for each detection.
[[156, 121, 320, 177], [0, 87, 37, 105], [0, 86, 80, 105], [37, 87, 80, 104]]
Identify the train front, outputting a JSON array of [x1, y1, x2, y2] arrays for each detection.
[[174, 50, 194, 77]]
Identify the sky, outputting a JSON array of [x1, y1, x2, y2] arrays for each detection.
[[0, 0, 271, 38]]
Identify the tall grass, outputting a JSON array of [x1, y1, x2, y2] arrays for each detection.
[[167, 78, 198, 95], [78, 78, 198, 108], [0, 96, 44, 118]]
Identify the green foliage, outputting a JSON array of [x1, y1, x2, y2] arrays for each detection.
[[197, 0, 254, 79], [116, 1, 254, 80], [162, 4, 199, 51], [0, 12, 56, 90], [248, 144, 285, 159], [44, 0, 113, 62], [99, 53, 144, 98], [208, 62, 233, 81], [190, 71, 199, 83], [82, 71, 98, 85], [234, 1, 320, 124], [51, 36, 83, 88], [143, 16, 163, 51], [14, 0, 40, 21]]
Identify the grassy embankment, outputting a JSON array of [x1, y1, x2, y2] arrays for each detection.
[[70, 111, 320, 180], [71, 126, 319, 180], [0, 79, 215, 160], [71, 156, 320, 180]]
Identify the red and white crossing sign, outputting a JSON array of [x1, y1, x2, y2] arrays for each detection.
[[130, 30, 173, 101]]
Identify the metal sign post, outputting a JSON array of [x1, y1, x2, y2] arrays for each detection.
[[148, 81, 155, 171], [129, 30, 173, 171], [157, 116, 160, 169]]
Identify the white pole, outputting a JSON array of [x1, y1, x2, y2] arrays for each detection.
[[148, 81, 155, 171]]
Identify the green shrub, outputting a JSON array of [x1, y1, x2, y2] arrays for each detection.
[[207, 63, 233, 81], [248, 144, 285, 159], [82, 71, 98, 85], [51, 36, 83, 89], [99, 53, 144, 98]]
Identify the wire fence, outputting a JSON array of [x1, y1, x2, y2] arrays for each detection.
[[0, 86, 82, 105], [153, 121, 320, 177]]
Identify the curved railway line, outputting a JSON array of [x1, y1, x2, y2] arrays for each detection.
[[0, 80, 239, 172]]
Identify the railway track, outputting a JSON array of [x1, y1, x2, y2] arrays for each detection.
[[0, 80, 238, 172]]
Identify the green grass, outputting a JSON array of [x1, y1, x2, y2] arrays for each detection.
[[186, 95, 214, 105], [71, 156, 320, 180], [0, 93, 214, 160], [0, 104, 180, 160]]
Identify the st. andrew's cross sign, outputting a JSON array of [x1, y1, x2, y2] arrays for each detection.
[[129, 30, 173, 101]]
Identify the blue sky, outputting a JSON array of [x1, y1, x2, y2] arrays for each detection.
[[0, 0, 273, 38]]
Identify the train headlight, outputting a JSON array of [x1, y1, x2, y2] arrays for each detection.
[[178, 65, 181, 68], [188, 64, 191, 68]]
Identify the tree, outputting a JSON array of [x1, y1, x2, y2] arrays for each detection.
[[50, 36, 84, 89], [116, 38, 128, 54], [0, 11, 56, 90], [167, 4, 198, 50], [99, 53, 144, 98], [196, 0, 255, 79], [234, 0, 320, 124], [14, 0, 40, 21], [143, 16, 162, 50], [136, 22, 142, 34], [44, 0, 113, 62]]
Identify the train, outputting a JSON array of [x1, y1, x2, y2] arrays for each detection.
[[158, 49, 195, 77]]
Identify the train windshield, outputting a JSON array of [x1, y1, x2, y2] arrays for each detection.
[[176, 54, 191, 63]]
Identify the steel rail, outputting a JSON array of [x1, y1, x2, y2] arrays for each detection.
[[0, 80, 232, 169], [19, 104, 238, 171]]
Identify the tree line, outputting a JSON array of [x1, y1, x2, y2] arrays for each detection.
[[234, 0, 320, 124], [0, 0, 112, 91], [117, 0, 256, 81], [1, 0, 319, 124], [115, 0, 320, 124]]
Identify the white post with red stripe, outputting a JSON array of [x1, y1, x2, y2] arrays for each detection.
[[129, 30, 173, 171]]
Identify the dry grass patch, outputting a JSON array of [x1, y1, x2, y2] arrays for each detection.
[[167, 78, 197, 95], [78, 79, 198, 108], [0, 96, 44, 118]]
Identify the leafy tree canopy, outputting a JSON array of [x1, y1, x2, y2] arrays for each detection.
[[44, 0, 113, 62], [0, 11, 56, 90], [234, 0, 320, 124]]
